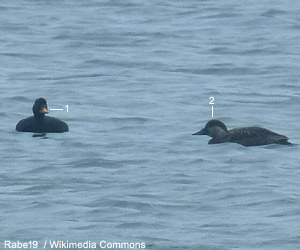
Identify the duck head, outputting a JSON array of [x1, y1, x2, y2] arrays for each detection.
[[33, 98, 48, 118], [193, 119, 229, 143]]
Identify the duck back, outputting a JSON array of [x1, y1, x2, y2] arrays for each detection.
[[228, 127, 289, 146]]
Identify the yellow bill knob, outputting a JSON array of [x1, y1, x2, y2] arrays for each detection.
[[42, 107, 48, 113]]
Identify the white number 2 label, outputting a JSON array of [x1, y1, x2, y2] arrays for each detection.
[[209, 97, 214, 118]]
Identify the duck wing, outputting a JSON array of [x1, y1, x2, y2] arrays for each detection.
[[228, 127, 289, 146]]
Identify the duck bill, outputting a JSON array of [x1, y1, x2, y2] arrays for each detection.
[[41, 106, 48, 114], [193, 128, 207, 135]]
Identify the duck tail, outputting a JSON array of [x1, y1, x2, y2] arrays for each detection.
[[279, 140, 295, 145]]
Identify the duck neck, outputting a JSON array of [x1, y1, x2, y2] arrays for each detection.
[[34, 113, 45, 119]]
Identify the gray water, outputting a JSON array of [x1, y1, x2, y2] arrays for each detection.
[[1, 0, 300, 249]]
